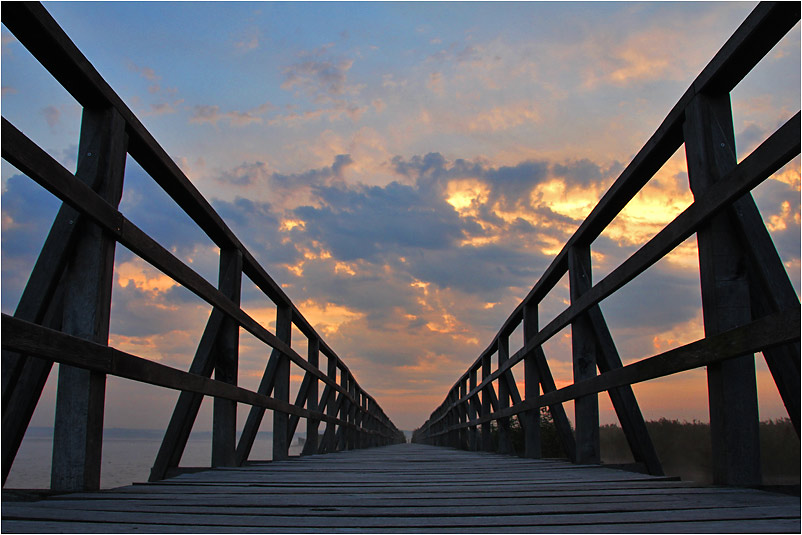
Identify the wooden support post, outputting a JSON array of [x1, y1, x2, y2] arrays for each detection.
[[468, 368, 478, 451], [497, 335, 513, 455], [353, 388, 362, 449], [337, 372, 349, 451], [523, 303, 542, 458], [212, 249, 242, 468], [150, 309, 225, 480], [302, 337, 320, 455], [51, 107, 128, 491], [236, 305, 291, 464], [2, 286, 63, 486], [481, 353, 493, 451], [566, 254, 662, 474], [449, 390, 459, 448], [458, 379, 467, 449], [348, 378, 357, 450], [272, 306, 292, 461], [731, 195, 800, 433], [684, 92, 760, 486], [568, 244, 600, 465], [534, 346, 577, 462], [586, 305, 663, 475], [319, 356, 338, 454]]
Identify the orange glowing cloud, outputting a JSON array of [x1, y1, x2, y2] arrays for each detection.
[[116, 257, 178, 295], [297, 298, 364, 337]]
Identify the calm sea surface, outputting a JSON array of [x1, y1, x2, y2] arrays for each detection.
[[6, 427, 303, 489]]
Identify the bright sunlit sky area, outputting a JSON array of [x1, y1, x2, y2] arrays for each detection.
[[1, 1, 799, 432]]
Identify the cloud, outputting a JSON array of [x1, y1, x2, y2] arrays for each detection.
[[233, 26, 260, 52], [145, 99, 184, 117], [216, 161, 271, 187], [127, 61, 161, 82], [42, 105, 60, 129], [189, 102, 273, 127], [281, 47, 356, 98], [466, 102, 540, 132], [271, 154, 353, 191]]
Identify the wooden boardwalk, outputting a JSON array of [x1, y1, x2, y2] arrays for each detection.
[[2, 443, 799, 533]]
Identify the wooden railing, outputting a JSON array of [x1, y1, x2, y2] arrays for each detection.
[[0, 2, 404, 492], [413, 1, 800, 487]]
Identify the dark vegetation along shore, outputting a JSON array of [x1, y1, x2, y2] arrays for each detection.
[[494, 409, 799, 487]]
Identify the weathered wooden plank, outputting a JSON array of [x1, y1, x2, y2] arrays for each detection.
[[2, 518, 799, 534], [9, 497, 799, 518], [3, 502, 797, 529], [27, 487, 796, 509]]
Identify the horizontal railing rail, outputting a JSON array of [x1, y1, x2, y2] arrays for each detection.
[[414, 1, 800, 488], [1, 1, 403, 492]]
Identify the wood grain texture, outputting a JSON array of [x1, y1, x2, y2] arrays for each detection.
[[3, 444, 798, 533]]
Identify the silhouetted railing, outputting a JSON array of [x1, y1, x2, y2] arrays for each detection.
[[414, 1, 800, 487], [1, 2, 404, 492]]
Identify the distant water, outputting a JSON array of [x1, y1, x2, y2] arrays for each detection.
[[5, 427, 304, 490]]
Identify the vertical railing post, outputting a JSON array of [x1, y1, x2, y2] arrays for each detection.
[[303, 337, 320, 456], [337, 370, 349, 451], [458, 379, 467, 449], [272, 306, 293, 461], [684, 92, 761, 485], [481, 353, 493, 451], [355, 388, 363, 449], [468, 368, 478, 451], [51, 107, 127, 491], [568, 244, 600, 464], [348, 385, 355, 450], [212, 248, 242, 467], [449, 390, 459, 448], [497, 335, 513, 455], [523, 303, 542, 458]]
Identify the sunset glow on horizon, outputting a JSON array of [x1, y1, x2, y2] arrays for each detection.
[[2, 2, 799, 435]]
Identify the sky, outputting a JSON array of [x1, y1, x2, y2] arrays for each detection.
[[1, 2, 800, 438]]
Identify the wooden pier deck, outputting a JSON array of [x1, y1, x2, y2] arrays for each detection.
[[2, 443, 799, 533]]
